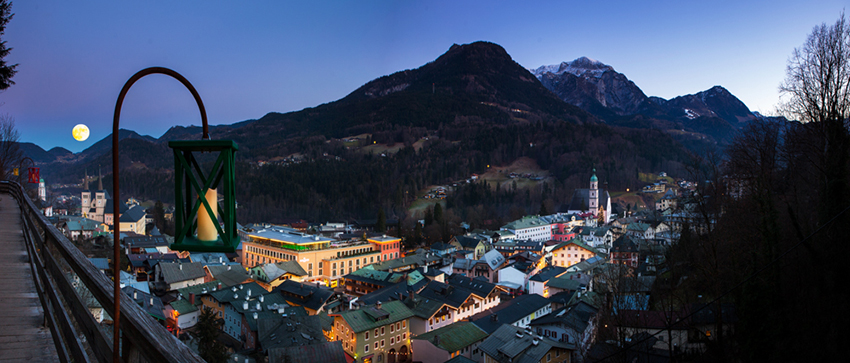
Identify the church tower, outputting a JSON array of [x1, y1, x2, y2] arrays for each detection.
[[589, 168, 599, 214]]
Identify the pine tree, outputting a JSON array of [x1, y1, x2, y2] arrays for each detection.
[[0, 0, 16, 90], [196, 308, 228, 363]]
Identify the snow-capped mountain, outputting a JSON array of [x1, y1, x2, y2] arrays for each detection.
[[533, 57, 758, 143], [531, 57, 648, 116]]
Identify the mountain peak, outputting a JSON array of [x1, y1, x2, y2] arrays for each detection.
[[530, 57, 614, 79]]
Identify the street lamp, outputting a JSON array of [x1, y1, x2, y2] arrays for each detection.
[[111, 67, 239, 362]]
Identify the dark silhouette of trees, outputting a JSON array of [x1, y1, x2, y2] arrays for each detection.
[[196, 308, 229, 363], [0, 0, 16, 90]]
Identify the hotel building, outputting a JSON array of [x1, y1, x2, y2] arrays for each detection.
[[240, 225, 401, 285]]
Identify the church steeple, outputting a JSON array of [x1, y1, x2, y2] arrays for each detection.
[[589, 168, 599, 213]]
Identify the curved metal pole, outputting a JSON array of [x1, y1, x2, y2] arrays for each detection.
[[112, 67, 209, 363], [17, 156, 33, 185]]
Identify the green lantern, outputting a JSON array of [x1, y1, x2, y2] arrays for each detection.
[[169, 139, 239, 252]]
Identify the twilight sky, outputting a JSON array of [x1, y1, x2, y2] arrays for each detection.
[[1, 0, 846, 152]]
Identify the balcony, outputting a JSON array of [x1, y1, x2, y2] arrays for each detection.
[[0, 181, 204, 362]]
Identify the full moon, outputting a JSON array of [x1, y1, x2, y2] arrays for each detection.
[[72, 124, 90, 141]]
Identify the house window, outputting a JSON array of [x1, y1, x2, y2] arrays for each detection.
[[365, 344, 369, 352], [547, 353, 551, 362], [375, 342, 379, 349], [390, 324, 394, 333], [366, 331, 369, 340], [381, 327, 385, 335]]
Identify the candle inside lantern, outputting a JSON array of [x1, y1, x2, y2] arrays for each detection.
[[197, 188, 218, 241]]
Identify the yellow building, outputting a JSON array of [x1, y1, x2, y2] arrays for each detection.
[[551, 238, 598, 268], [240, 226, 401, 285], [331, 301, 413, 363]]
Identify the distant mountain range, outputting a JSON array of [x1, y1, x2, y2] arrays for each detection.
[[531, 57, 766, 143], [20, 41, 760, 221]]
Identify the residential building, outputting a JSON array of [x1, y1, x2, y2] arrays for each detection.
[[478, 324, 574, 363], [410, 274, 501, 334], [253, 259, 309, 285], [449, 234, 490, 260], [528, 266, 568, 297], [610, 236, 640, 269], [411, 322, 489, 363], [153, 262, 206, 291], [124, 235, 170, 255], [551, 239, 600, 268], [471, 294, 553, 335], [530, 301, 599, 360], [274, 280, 343, 315], [331, 301, 414, 363]]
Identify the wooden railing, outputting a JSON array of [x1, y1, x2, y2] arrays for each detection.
[[1, 181, 205, 363]]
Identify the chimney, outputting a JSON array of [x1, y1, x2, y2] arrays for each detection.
[[247, 289, 252, 297], [256, 302, 261, 310], [150, 297, 154, 306], [259, 295, 264, 303], [217, 282, 222, 291], [243, 301, 249, 310], [179, 263, 183, 271], [253, 312, 258, 320], [376, 301, 382, 310], [189, 293, 195, 305], [133, 291, 138, 299], [433, 334, 440, 346]]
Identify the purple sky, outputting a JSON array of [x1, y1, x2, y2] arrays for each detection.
[[1, 0, 846, 152]]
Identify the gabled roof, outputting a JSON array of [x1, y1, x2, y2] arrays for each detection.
[[274, 280, 336, 312], [627, 222, 652, 232], [452, 234, 486, 249], [529, 266, 567, 283], [169, 298, 198, 315], [404, 292, 447, 319], [335, 301, 413, 333], [478, 324, 574, 363], [119, 205, 146, 223], [502, 215, 552, 231], [471, 294, 551, 334], [482, 249, 505, 270], [447, 274, 497, 299], [530, 301, 598, 334], [158, 262, 206, 284], [359, 277, 429, 306], [122, 286, 166, 320], [268, 342, 346, 363], [546, 275, 586, 291], [611, 235, 640, 253], [552, 238, 597, 253], [210, 282, 268, 304], [208, 266, 250, 286], [256, 260, 309, 281], [413, 321, 488, 353], [259, 314, 325, 351]]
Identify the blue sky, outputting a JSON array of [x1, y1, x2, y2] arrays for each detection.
[[1, 0, 846, 152]]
